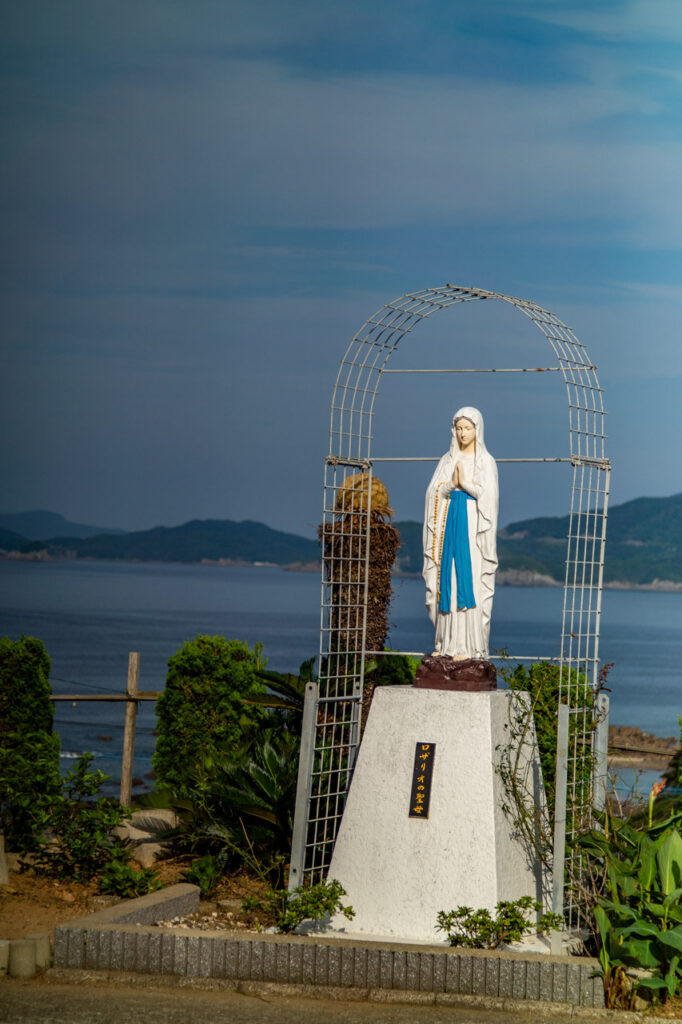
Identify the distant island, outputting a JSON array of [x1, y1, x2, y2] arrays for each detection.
[[1, 494, 681, 590]]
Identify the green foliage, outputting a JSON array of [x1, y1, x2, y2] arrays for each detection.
[[243, 878, 354, 934], [499, 660, 596, 822], [578, 808, 682, 1003], [99, 860, 162, 898], [30, 754, 131, 881], [0, 635, 61, 852], [436, 897, 562, 949], [372, 651, 421, 687], [153, 636, 267, 797], [247, 657, 316, 720], [207, 728, 299, 859], [183, 852, 230, 898], [156, 726, 300, 885]]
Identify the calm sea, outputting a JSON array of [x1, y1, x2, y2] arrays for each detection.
[[1, 560, 680, 794]]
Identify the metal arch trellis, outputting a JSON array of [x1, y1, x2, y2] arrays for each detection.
[[289, 285, 610, 931]]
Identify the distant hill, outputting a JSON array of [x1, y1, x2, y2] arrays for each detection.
[[500, 493, 682, 586], [396, 493, 682, 587], [0, 510, 126, 540], [0, 527, 28, 549], [18, 518, 318, 566], [3, 495, 681, 587]]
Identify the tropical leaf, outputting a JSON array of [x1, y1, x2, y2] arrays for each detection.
[[619, 920, 661, 940], [594, 904, 613, 950], [659, 927, 682, 955], [618, 936, 660, 970], [664, 887, 682, 907], [656, 829, 682, 896], [637, 977, 668, 991], [637, 838, 658, 890], [665, 956, 681, 997]]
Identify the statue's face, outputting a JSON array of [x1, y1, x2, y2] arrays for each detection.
[[455, 418, 476, 450]]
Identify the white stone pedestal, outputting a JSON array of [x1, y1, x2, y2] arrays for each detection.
[[318, 687, 547, 943]]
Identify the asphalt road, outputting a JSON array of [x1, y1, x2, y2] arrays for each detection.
[[0, 978, 614, 1024]]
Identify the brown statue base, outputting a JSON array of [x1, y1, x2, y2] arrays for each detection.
[[413, 655, 497, 692]]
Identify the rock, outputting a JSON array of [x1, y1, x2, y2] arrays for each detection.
[[218, 898, 242, 912], [131, 843, 162, 869], [131, 809, 178, 831]]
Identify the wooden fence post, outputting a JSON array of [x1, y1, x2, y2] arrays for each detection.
[[120, 652, 140, 807]]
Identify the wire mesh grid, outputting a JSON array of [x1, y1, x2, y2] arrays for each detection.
[[290, 286, 609, 929]]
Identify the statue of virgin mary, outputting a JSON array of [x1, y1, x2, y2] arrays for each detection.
[[422, 407, 498, 661]]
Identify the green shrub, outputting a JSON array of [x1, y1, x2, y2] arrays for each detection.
[[499, 660, 596, 820], [436, 897, 562, 949], [31, 754, 131, 881], [183, 852, 228, 897], [0, 635, 61, 852], [152, 636, 267, 797], [373, 651, 420, 687], [243, 878, 354, 934], [99, 860, 162, 898], [153, 726, 300, 886]]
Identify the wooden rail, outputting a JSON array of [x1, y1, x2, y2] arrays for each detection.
[[49, 653, 160, 806]]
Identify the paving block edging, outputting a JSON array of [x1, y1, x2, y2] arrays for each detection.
[[53, 884, 604, 1009]]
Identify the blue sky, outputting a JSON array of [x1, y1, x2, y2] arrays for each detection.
[[2, 1, 681, 536]]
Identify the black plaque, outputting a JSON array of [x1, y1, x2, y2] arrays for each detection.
[[409, 741, 436, 818]]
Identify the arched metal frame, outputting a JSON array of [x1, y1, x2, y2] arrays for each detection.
[[289, 285, 610, 930]]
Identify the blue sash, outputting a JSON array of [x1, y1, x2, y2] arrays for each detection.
[[439, 490, 476, 613]]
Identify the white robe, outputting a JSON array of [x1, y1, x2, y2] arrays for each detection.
[[423, 408, 499, 660]]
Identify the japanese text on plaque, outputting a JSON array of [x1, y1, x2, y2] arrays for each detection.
[[409, 741, 435, 819]]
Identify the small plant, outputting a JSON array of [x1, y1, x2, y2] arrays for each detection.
[[183, 852, 230, 898], [99, 860, 162, 898], [436, 896, 562, 949], [243, 878, 355, 934], [30, 754, 132, 881]]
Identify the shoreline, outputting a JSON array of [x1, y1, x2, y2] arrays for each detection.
[[2, 551, 681, 592], [608, 725, 679, 774]]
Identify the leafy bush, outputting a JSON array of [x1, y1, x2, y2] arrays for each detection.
[[436, 897, 562, 949], [247, 657, 316, 722], [183, 852, 229, 898], [150, 726, 300, 886], [0, 635, 61, 852], [99, 860, 162, 898], [499, 660, 597, 821], [243, 878, 354, 934], [30, 754, 131, 881], [578, 807, 682, 1006], [372, 651, 421, 687], [153, 636, 267, 796]]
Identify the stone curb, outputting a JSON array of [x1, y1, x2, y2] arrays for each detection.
[[52, 884, 606, 1009]]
